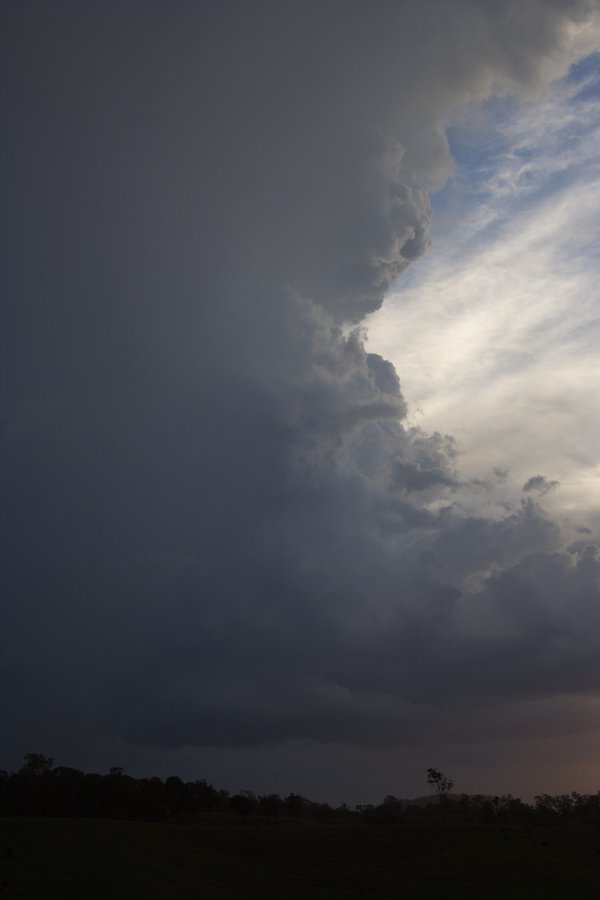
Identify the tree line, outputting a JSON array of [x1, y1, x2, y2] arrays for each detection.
[[3, 754, 600, 826]]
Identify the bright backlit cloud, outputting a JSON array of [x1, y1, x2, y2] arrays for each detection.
[[368, 55, 600, 523]]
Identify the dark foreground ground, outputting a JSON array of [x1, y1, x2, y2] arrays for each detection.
[[2, 816, 600, 898]]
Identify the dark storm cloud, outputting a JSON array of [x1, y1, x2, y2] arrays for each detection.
[[1, 0, 599, 787]]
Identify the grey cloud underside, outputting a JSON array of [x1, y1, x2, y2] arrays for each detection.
[[2, 0, 600, 768], [523, 474, 561, 495]]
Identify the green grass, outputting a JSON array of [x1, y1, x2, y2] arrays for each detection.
[[1, 817, 600, 898]]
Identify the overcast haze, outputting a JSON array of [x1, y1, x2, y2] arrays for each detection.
[[2, 0, 600, 804]]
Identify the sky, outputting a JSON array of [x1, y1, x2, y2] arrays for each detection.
[[368, 53, 600, 526], [2, 1, 600, 806]]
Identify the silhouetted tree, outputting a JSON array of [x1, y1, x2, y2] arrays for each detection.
[[258, 793, 284, 817], [230, 793, 256, 818], [426, 767, 454, 803], [20, 753, 54, 776], [283, 793, 307, 817]]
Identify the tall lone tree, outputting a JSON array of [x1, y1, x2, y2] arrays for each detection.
[[426, 767, 454, 803]]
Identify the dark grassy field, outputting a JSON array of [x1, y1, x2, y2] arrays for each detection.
[[2, 816, 600, 898]]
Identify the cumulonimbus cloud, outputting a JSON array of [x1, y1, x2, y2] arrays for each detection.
[[1, 1, 599, 790]]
